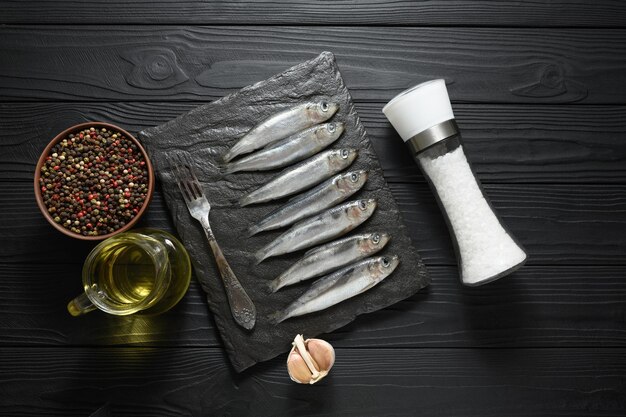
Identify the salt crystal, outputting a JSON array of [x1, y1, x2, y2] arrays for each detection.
[[418, 146, 526, 285]]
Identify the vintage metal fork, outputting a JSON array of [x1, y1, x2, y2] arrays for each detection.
[[169, 153, 256, 330]]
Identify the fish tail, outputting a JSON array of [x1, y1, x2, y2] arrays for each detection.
[[223, 140, 251, 164], [247, 224, 262, 237], [266, 279, 280, 294], [254, 247, 269, 264], [268, 310, 289, 324], [239, 194, 254, 207], [222, 150, 235, 164], [219, 163, 238, 175], [222, 146, 240, 164]]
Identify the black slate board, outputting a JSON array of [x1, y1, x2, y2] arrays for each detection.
[[139, 52, 430, 372]]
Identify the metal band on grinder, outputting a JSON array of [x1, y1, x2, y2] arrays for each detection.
[[407, 119, 459, 154]]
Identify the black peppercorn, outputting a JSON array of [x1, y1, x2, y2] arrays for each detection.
[[40, 127, 149, 237]]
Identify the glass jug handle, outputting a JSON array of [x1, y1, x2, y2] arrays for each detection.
[[67, 292, 97, 316]]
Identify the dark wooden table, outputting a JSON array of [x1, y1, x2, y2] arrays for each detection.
[[1, 1, 626, 416]]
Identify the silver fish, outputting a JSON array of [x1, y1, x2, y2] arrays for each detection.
[[223, 100, 339, 163], [254, 199, 377, 263], [268, 232, 391, 293], [248, 170, 368, 237], [239, 148, 357, 207], [224, 122, 344, 174], [271, 255, 400, 323]]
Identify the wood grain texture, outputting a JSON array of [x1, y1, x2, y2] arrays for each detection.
[[1, 263, 625, 348], [3, 102, 626, 183], [1, 26, 625, 103], [3, 180, 625, 266], [2, 0, 626, 26], [1, 0, 625, 414], [1, 347, 625, 416]]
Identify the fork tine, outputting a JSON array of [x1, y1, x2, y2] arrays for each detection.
[[176, 153, 200, 200], [168, 154, 193, 203], [179, 153, 204, 199]]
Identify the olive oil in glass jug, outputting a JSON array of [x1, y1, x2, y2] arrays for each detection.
[[68, 228, 192, 316]]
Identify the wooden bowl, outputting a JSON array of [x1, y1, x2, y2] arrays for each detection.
[[34, 122, 154, 241]]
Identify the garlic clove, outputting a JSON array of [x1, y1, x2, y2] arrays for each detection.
[[306, 339, 335, 372], [287, 334, 335, 384], [287, 351, 314, 384]]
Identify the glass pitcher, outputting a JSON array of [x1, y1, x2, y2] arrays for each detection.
[[68, 228, 192, 316]]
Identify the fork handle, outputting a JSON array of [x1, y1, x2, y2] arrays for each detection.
[[200, 217, 256, 330]]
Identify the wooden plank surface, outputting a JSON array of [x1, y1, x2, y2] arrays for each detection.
[[1, 26, 626, 104], [1, 263, 625, 348], [2, 1, 625, 414], [1, 347, 624, 417], [3, 102, 626, 184], [2, 1, 625, 27], [3, 181, 625, 266]]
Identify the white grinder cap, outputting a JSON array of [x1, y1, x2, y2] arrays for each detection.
[[382, 79, 455, 142]]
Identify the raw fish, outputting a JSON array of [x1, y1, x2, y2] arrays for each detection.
[[223, 122, 344, 174], [239, 148, 357, 207], [248, 170, 368, 236], [223, 100, 339, 162], [255, 199, 377, 263], [269, 232, 391, 292], [271, 255, 400, 323]]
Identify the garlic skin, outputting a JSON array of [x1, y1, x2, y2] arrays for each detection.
[[287, 334, 335, 384]]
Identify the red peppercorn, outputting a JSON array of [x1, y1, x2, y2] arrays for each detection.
[[41, 126, 148, 237]]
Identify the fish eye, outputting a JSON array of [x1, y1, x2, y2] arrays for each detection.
[[320, 101, 329, 112], [382, 257, 390, 267], [327, 122, 336, 133], [358, 200, 367, 210], [340, 149, 349, 159], [372, 233, 380, 244], [350, 172, 358, 182]]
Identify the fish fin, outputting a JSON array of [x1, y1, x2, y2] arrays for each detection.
[[302, 245, 324, 258]]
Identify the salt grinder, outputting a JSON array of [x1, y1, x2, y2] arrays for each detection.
[[383, 79, 527, 286]]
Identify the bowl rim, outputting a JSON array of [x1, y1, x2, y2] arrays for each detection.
[[34, 121, 155, 241]]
